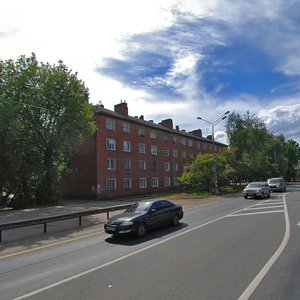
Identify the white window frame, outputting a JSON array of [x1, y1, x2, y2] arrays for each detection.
[[107, 158, 116, 170], [172, 148, 177, 157], [106, 118, 115, 130], [164, 177, 171, 187], [151, 145, 158, 155], [124, 159, 131, 170], [163, 147, 169, 156], [106, 178, 116, 190], [164, 162, 170, 171], [139, 178, 147, 188], [174, 177, 180, 186], [172, 163, 178, 171], [139, 127, 145, 136], [139, 160, 146, 170], [106, 138, 116, 150], [181, 137, 186, 145], [150, 130, 157, 139], [123, 178, 132, 190], [188, 139, 193, 147], [151, 177, 159, 187], [123, 141, 131, 152], [182, 150, 186, 158], [139, 143, 145, 154], [123, 122, 130, 133]]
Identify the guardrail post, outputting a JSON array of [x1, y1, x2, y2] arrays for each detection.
[[107, 211, 109, 219], [0, 230, 2, 242], [79, 216, 82, 226], [44, 223, 47, 233]]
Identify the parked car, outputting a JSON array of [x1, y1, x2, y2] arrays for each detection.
[[267, 177, 286, 192], [104, 200, 184, 238], [243, 182, 271, 199]]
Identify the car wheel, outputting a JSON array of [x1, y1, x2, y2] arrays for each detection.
[[243, 196, 248, 199], [172, 214, 180, 226], [135, 223, 147, 238], [261, 192, 265, 199]]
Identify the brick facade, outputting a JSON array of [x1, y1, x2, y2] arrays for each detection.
[[62, 102, 227, 199]]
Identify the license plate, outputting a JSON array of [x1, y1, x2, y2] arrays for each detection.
[[106, 226, 116, 231]]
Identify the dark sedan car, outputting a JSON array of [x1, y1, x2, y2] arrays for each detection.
[[104, 200, 183, 238]]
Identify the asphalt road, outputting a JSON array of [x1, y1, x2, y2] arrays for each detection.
[[0, 186, 300, 300]]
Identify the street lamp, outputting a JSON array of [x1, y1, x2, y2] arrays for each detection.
[[197, 111, 230, 194]]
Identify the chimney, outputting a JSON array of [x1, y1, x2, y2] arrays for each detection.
[[159, 118, 173, 129], [190, 129, 202, 137], [175, 125, 179, 130], [114, 101, 128, 116], [140, 115, 144, 120]]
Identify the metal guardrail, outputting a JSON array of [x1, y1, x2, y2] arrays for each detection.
[[0, 203, 132, 242]]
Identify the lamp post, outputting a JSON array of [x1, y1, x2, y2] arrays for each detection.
[[197, 111, 230, 194]]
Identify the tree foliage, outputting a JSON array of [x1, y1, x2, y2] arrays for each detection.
[[0, 54, 96, 208]]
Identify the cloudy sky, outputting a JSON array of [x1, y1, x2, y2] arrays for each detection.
[[1, 0, 300, 143]]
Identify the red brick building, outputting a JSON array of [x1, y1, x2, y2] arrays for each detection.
[[62, 102, 227, 199]]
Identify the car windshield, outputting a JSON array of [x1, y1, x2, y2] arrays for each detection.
[[268, 179, 281, 184], [247, 183, 262, 188], [125, 202, 151, 213]]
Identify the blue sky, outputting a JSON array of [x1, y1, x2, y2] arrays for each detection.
[[1, 0, 300, 143]]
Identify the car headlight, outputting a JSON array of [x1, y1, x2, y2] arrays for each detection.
[[121, 220, 133, 226]]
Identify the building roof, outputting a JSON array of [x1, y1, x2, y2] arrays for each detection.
[[97, 106, 227, 147]]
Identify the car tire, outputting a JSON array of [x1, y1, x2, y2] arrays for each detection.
[[244, 196, 248, 199], [261, 192, 265, 199], [135, 223, 147, 238], [172, 214, 180, 226]]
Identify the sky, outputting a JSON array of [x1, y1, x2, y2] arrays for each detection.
[[1, 0, 300, 144]]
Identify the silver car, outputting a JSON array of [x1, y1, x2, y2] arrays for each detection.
[[267, 178, 286, 192], [243, 182, 271, 199]]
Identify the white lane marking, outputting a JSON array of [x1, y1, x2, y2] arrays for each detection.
[[238, 193, 290, 300], [13, 202, 259, 300], [246, 205, 283, 210], [229, 210, 284, 217]]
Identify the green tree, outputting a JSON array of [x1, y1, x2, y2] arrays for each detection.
[[0, 54, 96, 208], [179, 152, 233, 192], [284, 139, 300, 181]]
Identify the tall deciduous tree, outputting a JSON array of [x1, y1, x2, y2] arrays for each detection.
[[0, 54, 96, 208]]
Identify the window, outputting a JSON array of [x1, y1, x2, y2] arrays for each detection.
[[139, 127, 145, 136], [139, 178, 147, 188], [172, 148, 177, 157], [163, 133, 169, 142], [107, 158, 116, 170], [123, 122, 130, 133], [181, 137, 186, 145], [150, 130, 157, 139], [163, 147, 169, 156], [151, 177, 159, 187], [172, 163, 178, 171], [151, 161, 158, 171], [139, 143, 145, 154], [151, 145, 158, 155], [189, 152, 194, 159], [106, 118, 115, 130], [174, 177, 180, 186], [188, 139, 193, 147], [123, 178, 132, 190], [164, 177, 171, 187], [172, 135, 177, 144], [106, 138, 116, 150], [197, 141, 201, 149], [203, 143, 207, 150], [182, 150, 186, 158], [106, 178, 116, 190], [164, 162, 170, 171], [124, 159, 131, 170], [123, 141, 131, 152], [139, 160, 146, 170]]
